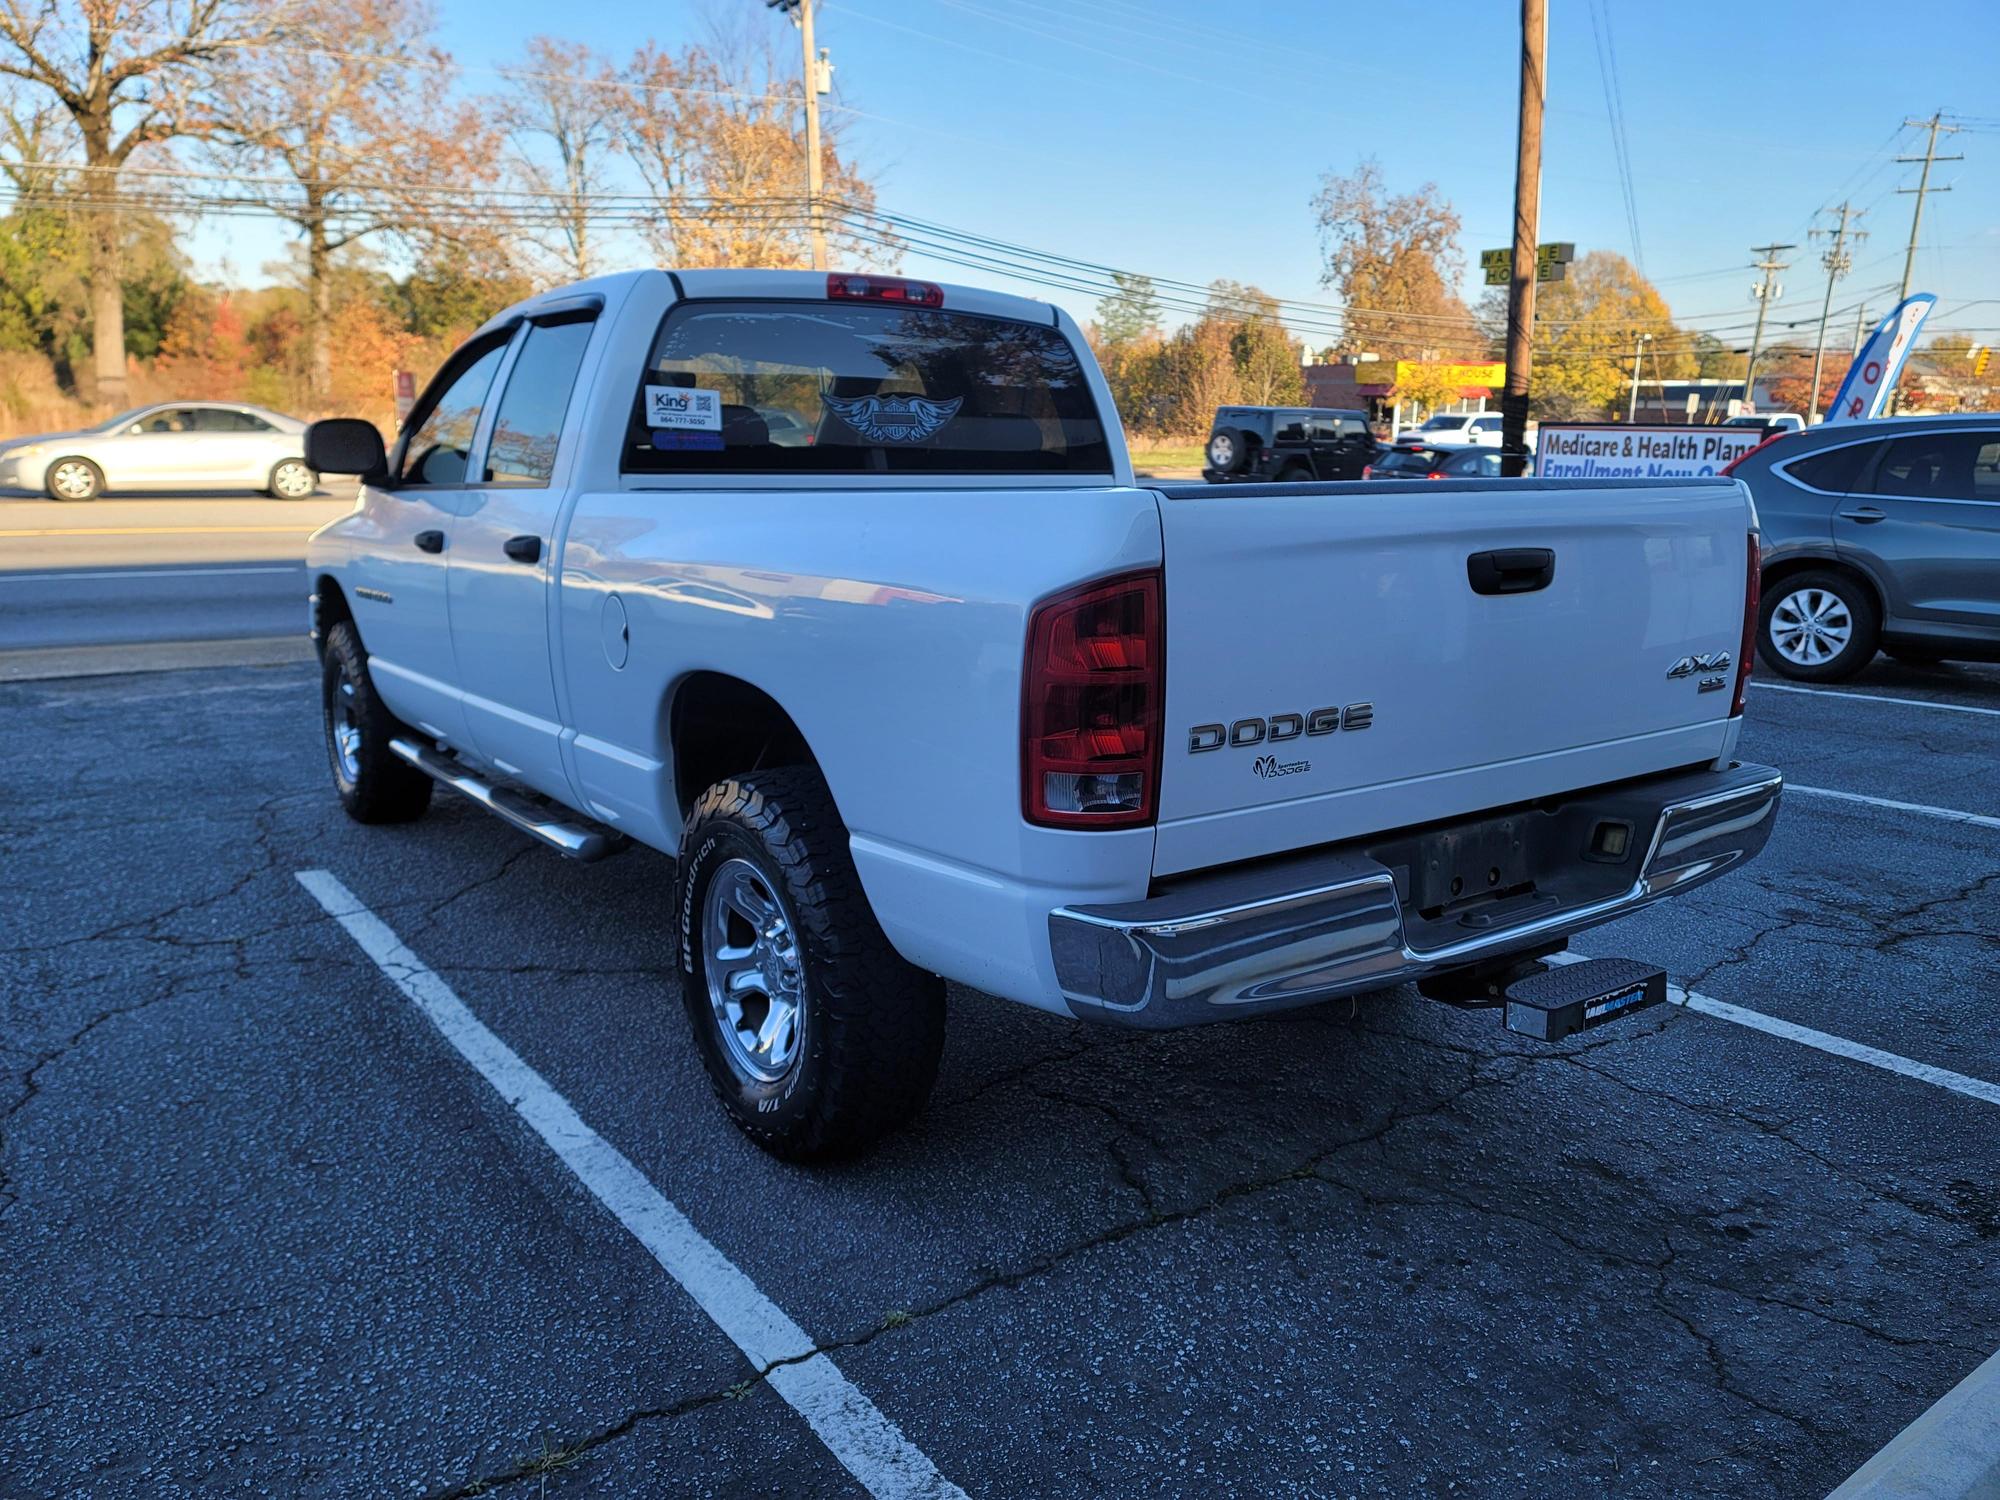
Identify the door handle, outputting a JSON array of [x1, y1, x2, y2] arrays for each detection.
[[1839, 506, 1887, 523], [502, 534, 543, 564], [1467, 547, 1556, 596], [413, 529, 445, 553]]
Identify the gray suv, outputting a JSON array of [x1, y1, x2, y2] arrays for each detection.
[[1729, 415, 2000, 680]]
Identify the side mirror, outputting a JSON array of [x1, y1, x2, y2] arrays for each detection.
[[306, 418, 389, 483]]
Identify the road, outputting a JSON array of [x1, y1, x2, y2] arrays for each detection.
[[4, 648, 1999, 1498], [0, 493, 350, 650]]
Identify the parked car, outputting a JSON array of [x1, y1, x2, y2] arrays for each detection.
[[1726, 412, 1806, 435], [1402, 411, 1504, 446], [1725, 414, 2000, 678], [1203, 405, 1378, 482], [1363, 444, 1522, 480], [303, 268, 1780, 1157], [0, 401, 314, 501]]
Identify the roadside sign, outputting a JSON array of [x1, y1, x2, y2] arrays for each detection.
[[1480, 242, 1576, 286], [1535, 422, 1768, 480], [393, 370, 417, 425]]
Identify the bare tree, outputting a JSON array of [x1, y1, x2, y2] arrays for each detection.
[[0, 0, 281, 400], [499, 36, 619, 283], [210, 0, 493, 398], [620, 37, 895, 270]]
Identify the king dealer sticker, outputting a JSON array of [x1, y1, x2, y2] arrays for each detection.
[[644, 385, 722, 432]]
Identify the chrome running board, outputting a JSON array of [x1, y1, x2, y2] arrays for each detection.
[[388, 737, 628, 863]]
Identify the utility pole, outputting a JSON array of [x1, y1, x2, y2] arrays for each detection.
[[1500, 0, 1545, 479], [1742, 242, 1794, 415], [1626, 332, 1650, 421], [768, 0, 831, 271], [1852, 302, 1870, 356], [1888, 111, 1961, 411], [1808, 203, 1864, 423]]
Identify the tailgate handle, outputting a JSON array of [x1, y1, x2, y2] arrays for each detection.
[[1467, 548, 1555, 596]]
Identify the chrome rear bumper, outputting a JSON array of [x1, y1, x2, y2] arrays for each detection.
[[1048, 762, 1782, 1029]]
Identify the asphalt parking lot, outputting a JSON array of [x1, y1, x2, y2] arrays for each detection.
[[4, 652, 1998, 1498]]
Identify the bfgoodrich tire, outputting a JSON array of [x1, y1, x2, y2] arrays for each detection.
[[322, 621, 433, 824], [678, 767, 945, 1160], [1759, 569, 1881, 682]]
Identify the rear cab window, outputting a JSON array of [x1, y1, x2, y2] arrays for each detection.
[[622, 297, 1111, 476], [1377, 448, 1444, 473]]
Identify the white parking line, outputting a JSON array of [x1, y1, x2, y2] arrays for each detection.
[[1754, 681, 2000, 719], [1548, 953, 2000, 1107], [1789, 783, 2000, 832], [294, 869, 965, 1500], [0, 564, 301, 583]]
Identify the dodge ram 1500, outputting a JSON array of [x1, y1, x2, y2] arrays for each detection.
[[303, 268, 1782, 1158]]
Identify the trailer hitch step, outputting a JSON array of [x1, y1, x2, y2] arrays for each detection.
[[388, 737, 628, 863], [1501, 957, 1668, 1042]]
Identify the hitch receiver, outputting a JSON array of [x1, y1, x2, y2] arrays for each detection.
[[1502, 957, 1668, 1043]]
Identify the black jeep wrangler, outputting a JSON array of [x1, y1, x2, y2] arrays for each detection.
[[1203, 406, 1379, 483]]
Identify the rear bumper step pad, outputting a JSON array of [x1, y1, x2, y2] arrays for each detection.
[[1503, 956, 1668, 1042]]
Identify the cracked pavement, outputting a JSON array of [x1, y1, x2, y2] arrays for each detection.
[[3, 657, 1998, 1498]]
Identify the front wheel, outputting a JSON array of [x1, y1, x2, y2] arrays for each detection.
[[678, 767, 945, 1160], [322, 621, 433, 824], [1759, 570, 1880, 682], [269, 459, 317, 499], [45, 457, 102, 501]]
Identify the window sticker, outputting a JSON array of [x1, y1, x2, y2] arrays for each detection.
[[823, 393, 963, 444], [651, 430, 725, 451], [644, 385, 722, 431]]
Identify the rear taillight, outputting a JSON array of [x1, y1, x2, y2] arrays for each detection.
[[826, 273, 944, 307], [1361, 465, 1374, 478], [1732, 534, 1760, 716], [1022, 569, 1163, 828]]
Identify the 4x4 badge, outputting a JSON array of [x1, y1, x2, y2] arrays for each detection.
[[1667, 652, 1731, 679]]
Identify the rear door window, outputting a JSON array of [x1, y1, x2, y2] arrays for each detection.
[[1272, 413, 1310, 444], [484, 315, 596, 486], [622, 300, 1110, 475], [1866, 432, 2000, 501]]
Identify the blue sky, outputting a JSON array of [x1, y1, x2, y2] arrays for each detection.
[[201, 0, 2000, 347]]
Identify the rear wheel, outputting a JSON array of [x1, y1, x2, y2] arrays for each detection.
[[678, 766, 945, 1159], [322, 621, 433, 823], [1759, 570, 1880, 682], [45, 457, 102, 501]]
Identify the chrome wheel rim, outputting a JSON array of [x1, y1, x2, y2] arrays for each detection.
[[1770, 587, 1853, 666], [701, 858, 805, 1085], [274, 463, 313, 498], [51, 461, 93, 499], [332, 675, 362, 780]]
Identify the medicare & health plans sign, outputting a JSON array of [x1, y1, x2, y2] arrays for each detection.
[[1536, 423, 1769, 479]]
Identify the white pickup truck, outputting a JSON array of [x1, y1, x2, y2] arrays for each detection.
[[304, 269, 1782, 1158]]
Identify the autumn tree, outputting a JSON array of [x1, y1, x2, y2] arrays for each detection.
[[0, 0, 284, 401], [1203, 281, 1302, 407], [1477, 250, 1694, 420], [1313, 159, 1479, 361], [621, 37, 894, 270], [1095, 271, 1161, 347], [211, 0, 495, 399], [500, 36, 621, 282], [153, 286, 249, 397]]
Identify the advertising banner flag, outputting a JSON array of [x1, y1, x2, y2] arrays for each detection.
[[1824, 294, 1935, 424]]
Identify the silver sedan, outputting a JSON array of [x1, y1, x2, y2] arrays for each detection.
[[0, 402, 315, 501]]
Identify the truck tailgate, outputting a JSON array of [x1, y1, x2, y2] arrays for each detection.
[[1150, 478, 1751, 877]]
